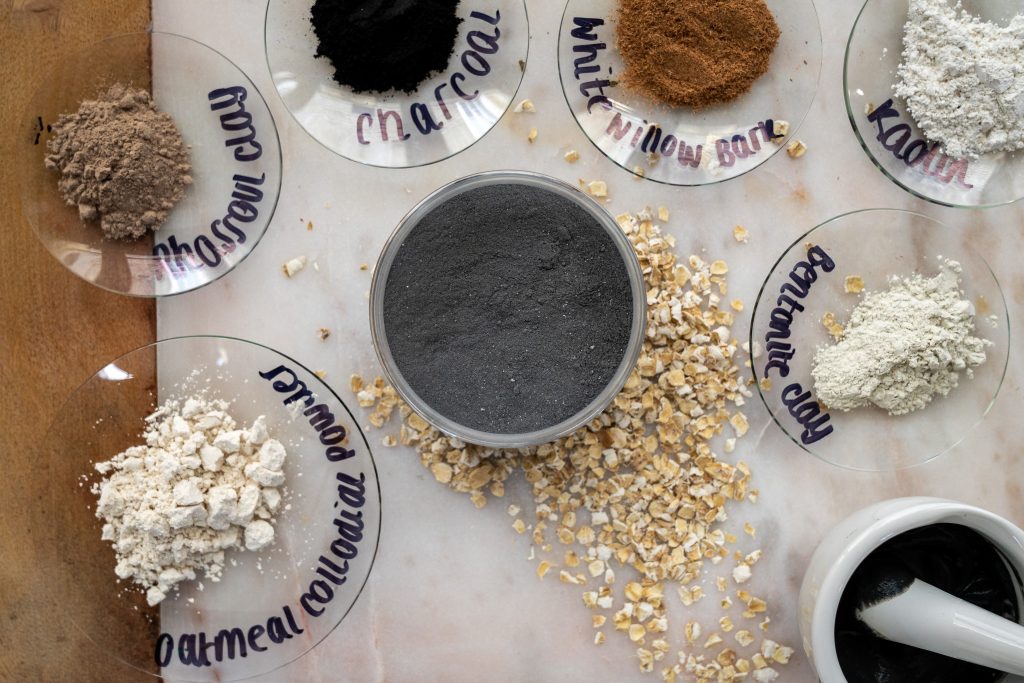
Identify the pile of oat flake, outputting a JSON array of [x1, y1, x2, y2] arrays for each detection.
[[354, 209, 793, 682]]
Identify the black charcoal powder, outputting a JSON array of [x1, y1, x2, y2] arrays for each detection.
[[382, 183, 634, 435]]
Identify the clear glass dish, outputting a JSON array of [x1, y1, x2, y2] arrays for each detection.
[[20, 32, 282, 297], [750, 210, 1009, 471], [265, 0, 529, 168], [845, 0, 1024, 208], [369, 170, 646, 448], [557, 0, 821, 186], [42, 336, 380, 681]]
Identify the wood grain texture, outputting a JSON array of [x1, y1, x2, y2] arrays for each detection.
[[0, 2, 158, 681]]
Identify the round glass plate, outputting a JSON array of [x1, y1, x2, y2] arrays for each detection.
[[557, 0, 821, 186], [750, 210, 1009, 471], [20, 32, 282, 297], [43, 336, 380, 681], [266, 0, 528, 168], [846, 0, 1024, 208]]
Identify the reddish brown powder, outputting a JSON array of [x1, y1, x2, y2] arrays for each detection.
[[616, 0, 781, 109]]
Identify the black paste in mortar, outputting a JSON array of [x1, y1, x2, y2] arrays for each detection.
[[836, 523, 1021, 683], [382, 183, 634, 436]]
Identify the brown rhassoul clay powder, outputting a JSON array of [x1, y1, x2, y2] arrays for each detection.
[[616, 0, 781, 109], [45, 84, 192, 241]]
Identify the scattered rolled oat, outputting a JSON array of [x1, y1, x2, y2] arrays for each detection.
[[352, 209, 794, 680], [632, 165, 646, 179], [844, 275, 865, 294], [359, 263, 369, 271], [318, 328, 331, 341], [584, 180, 608, 198], [657, 206, 670, 222], [733, 225, 749, 244], [527, 127, 538, 143], [513, 99, 536, 113], [772, 120, 790, 140], [565, 149, 580, 163], [282, 255, 307, 277], [314, 369, 327, 379], [822, 311, 845, 340], [730, 299, 744, 312], [786, 140, 807, 159], [730, 412, 750, 437]]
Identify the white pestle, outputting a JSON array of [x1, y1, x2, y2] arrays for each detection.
[[857, 577, 1024, 676]]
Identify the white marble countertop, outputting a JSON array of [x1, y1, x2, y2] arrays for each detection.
[[156, 1, 1024, 680]]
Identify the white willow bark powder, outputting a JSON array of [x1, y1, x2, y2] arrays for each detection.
[[811, 260, 990, 416]]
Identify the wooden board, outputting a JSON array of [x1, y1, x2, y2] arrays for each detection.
[[0, 1, 157, 680]]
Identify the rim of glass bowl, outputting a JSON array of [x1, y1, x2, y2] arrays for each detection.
[[23, 31, 282, 298], [263, 0, 529, 169], [556, 0, 823, 187], [49, 334, 382, 680], [748, 208, 1011, 471], [369, 170, 647, 449], [843, 0, 1022, 209]]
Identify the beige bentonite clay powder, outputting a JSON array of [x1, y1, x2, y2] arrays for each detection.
[[45, 84, 192, 241], [93, 395, 287, 606], [811, 260, 990, 415]]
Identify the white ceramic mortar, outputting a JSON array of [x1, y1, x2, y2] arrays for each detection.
[[799, 497, 1024, 682]]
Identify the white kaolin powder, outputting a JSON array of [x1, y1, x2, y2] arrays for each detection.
[[811, 260, 990, 416], [93, 396, 288, 606], [896, 0, 1024, 160]]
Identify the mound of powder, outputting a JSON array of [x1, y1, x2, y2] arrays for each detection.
[[616, 0, 781, 109], [811, 261, 990, 416], [382, 183, 634, 435], [92, 396, 287, 605], [896, 0, 1024, 160], [45, 83, 192, 241], [311, 0, 462, 94]]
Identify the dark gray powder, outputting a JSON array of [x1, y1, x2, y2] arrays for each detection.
[[382, 182, 634, 435]]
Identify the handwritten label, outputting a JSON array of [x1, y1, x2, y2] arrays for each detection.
[[762, 246, 836, 445], [604, 112, 781, 169], [866, 98, 973, 190], [153, 86, 269, 280], [154, 364, 370, 668], [568, 17, 783, 173], [354, 10, 502, 145]]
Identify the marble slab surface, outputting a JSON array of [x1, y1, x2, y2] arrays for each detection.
[[155, 1, 1024, 680]]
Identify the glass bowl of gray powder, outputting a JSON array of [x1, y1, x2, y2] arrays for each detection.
[[846, 0, 1024, 207], [21, 32, 283, 297], [370, 170, 647, 449], [750, 209, 1008, 471], [43, 336, 380, 682]]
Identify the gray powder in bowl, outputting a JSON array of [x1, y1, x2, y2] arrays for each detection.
[[382, 183, 634, 435]]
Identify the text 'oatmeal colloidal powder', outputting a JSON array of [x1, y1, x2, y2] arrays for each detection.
[[382, 181, 635, 437]]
